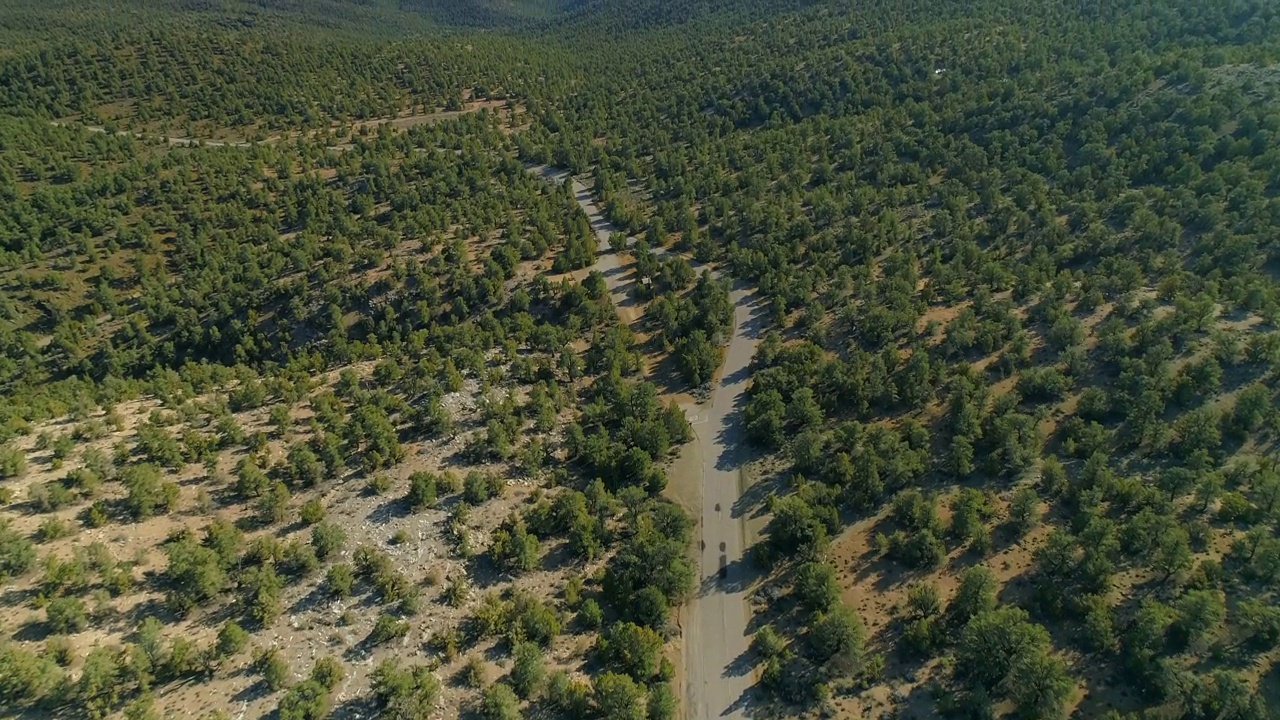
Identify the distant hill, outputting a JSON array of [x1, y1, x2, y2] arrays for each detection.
[[0, 0, 824, 41], [0, 0, 574, 39], [546, 0, 818, 33]]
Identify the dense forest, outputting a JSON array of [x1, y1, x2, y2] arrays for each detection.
[[2, 0, 1280, 718]]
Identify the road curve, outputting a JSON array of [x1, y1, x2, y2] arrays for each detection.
[[530, 166, 633, 305], [530, 165, 761, 719]]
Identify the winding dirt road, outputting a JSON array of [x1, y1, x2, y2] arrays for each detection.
[[531, 166, 634, 306], [532, 166, 762, 719]]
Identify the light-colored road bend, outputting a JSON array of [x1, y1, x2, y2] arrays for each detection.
[[530, 165, 634, 303], [530, 165, 762, 719]]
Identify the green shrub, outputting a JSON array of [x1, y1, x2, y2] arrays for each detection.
[[597, 622, 665, 681], [593, 673, 646, 720], [0, 446, 26, 478], [354, 546, 412, 603], [269, 405, 293, 437], [41, 554, 89, 597], [463, 654, 487, 688], [122, 693, 159, 720], [880, 529, 946, 569], [255, 648, 289, 691], [45, 636, 75, 666], [31, 480, 76, 512], [478, 682, 521, 720], [510, 592, 562, 645], [310, 521, 347, 560], [215, 621, 249, 658], [443, 575, 470, 607], [370, 659, 441, 719], [579, 598, 603, 630], [509, 641, 546, 699], [405, 471, 437, 510], [792, 562, 839, 614], [463, 470, 504, 505], [370, 613, 409, 645], [1008, 486, 1042, 536], [235, 458, 271, 499], [77, 644, 125, 716], [135, 424, 186, 469], [121, 464, 179, 520], [1, 520, 37, 581], [489, 515, 540, 574], [299, 499, 325, 525], [35, 518, 69, 543], [162, 533, 228, 613], [366, 474, 392, 495], [82, 501, 109, 528], [277, 679, 330, 720], [752, 626, 786, 659], [436, 472, 462, 495], [648, 683, 678, 720], [310, 656, 344, 691], [546, 671, 591, 717], [46, 596, 88, 634], [906, 582, 943, 619], [257, 482, 291, 525], [326, 563, 354, 597], [809, 605, 865, 667], [281, 540, 319, 577]]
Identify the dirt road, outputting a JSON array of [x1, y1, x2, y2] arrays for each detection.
[[531, 166, 634, 304], [531, 165, 762, 719], [59, 122, 254, 148], [691, 281, 757, 717], [63, 101, 514, 151], [682, 283, 762, 720]]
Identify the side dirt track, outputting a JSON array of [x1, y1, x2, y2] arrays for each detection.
[[530, 165, 764, 720]]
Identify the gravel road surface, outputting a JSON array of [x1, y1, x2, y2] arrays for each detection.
[[531, 166, 763, 719]]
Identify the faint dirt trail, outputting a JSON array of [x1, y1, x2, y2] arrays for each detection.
[[530, 166, 763, 719], [58, 100, 518, 151], [57, 122, 254, 147]]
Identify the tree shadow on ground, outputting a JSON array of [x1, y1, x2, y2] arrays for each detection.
[[195, 595, 243, 630], [713, 404, 761, 473], [697, 554, 759, 598], [724, 644, 756, 679], [539, 538, 578, 572], [231, 678, 273, 704], [463, 551, 509, 591], [365, 495, 412, 525], [12, 618, 49, 642], [329, 694, 379, 720], [731, 464, 785, 522], [722, 682, 766, 718], [288, 582, 333, 615]]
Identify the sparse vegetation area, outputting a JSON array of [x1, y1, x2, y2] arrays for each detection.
[[0, 18, 693, 715]]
